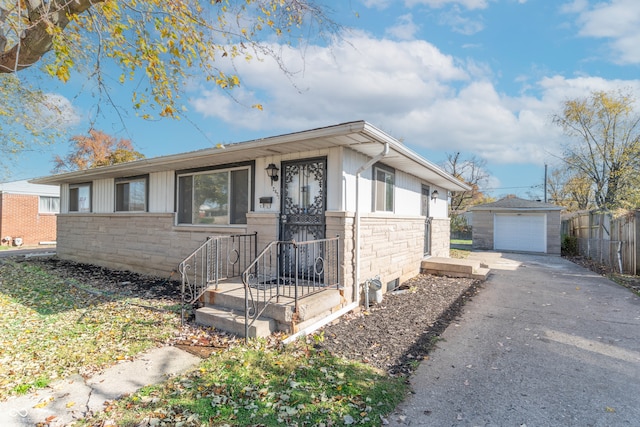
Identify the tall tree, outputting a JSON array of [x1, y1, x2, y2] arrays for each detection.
[[53, 129, 144, 172], [1, 0, 339, 161], [442, 152, 493, 233], [547, 167, 592, 212], [552, 89, 640, 210], [443, 152, 492, 212]]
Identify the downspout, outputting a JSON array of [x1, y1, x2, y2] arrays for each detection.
[[354, 142, 389, 306]]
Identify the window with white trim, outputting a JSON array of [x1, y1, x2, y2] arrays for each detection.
[[115, 176, 147, 212], [177, 166, 250, 225], [39, 196, 60, 213], [374, 165, 394, 212], [69, 183, 91, 212]]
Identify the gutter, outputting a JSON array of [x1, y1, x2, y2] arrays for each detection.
[[354, 142, 389, 306]]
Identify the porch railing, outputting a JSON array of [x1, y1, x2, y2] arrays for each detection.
[[179, 232, 257, 323], [242, 236, 340, 339]]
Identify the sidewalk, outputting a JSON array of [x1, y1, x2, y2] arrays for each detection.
[[0, 346, 201, 427]]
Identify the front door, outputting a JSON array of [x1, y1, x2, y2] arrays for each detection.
[[421, 185, 431, 256], [280, 157, 327, 242], [280, 157, 327, 279]]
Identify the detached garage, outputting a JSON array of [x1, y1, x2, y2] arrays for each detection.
[[470, 197, 561, 254]]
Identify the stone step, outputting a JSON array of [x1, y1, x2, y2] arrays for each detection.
[[195, 306, 275, 338], [421, 257, 490, 280], [472, 267, 491, 280], [201, 283, 343, 323]]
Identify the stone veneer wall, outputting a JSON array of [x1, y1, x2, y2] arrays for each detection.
[[56, 213, 249, 277], [359, 215, 428, 292], [245, 212, 279, 253], [325, 211, 355, 303], [430, 217, 451, 258], [57, 212, 450, 290]]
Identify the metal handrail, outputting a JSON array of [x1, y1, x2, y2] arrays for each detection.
[[179, 232, 257, 323], [242, 235, 340, 340]]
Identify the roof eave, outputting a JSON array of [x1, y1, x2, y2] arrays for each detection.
[[31, 121, 470, 192]]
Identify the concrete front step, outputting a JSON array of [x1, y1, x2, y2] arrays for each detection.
[[197, 283, 345, 338], [201, 283, 343, 324], [421, 257, 490, 280], [195, 306, 275, 338]]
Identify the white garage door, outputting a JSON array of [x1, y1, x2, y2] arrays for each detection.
[[494, 213, 546, 253]]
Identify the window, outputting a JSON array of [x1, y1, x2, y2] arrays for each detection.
[[374, 165, 394, 212], [115, 176, 147, 212], [69, 183, 91, 212], [39, 196, 60, 213], [177, 166, 250, 225]]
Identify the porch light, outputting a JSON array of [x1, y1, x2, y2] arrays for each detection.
[[431, 190, 439, 201], [266, 163, 279, 184]]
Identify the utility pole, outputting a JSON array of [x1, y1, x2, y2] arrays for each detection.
[[544, 164, 548, 203]]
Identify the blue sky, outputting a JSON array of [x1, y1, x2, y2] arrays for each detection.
[[10, 0, 640, 199]]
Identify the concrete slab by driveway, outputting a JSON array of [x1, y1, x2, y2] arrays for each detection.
[[390, 252, 640, 426], [0, 346, 201, 427]]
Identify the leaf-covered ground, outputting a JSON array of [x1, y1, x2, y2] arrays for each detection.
[[83, 340, 407, 427], [0, 258, 182, 400], [566, 255, 640, 295], [1, 255, 484, 425]]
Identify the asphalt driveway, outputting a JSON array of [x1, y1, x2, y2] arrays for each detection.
[[389, 252, 640, 426]]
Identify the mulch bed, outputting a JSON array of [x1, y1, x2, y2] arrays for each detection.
[[316, 275, 483, 376]]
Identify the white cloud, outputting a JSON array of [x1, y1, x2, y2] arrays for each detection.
[[386, 14, 420, 40], [363, 0, 491, 11], [567, 0, 640, 64], [191, 33, 640, 168], [361, 0, 393, 10], [438, 7, 485, 35], [405, 0, 491, 10], [37, 93, 82, 130]]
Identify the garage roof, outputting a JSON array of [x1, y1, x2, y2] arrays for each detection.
[[470, 197, 562, 211], [31, 121, 470, 192]]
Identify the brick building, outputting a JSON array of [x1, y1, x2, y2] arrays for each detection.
[[0, 180, 59, 247]]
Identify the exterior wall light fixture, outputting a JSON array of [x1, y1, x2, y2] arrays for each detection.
[[431, 190, 439, 201], [266, 163, 279, 184]]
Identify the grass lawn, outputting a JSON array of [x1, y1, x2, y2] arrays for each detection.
[[450, 239, 472, 246], [0, 259, 408, 426], [0, 259, 180, 400], [82, 339, 406, 426]]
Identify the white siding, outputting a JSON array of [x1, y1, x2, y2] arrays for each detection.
[[341, 148, 369, 212], [429, 186, 448, 219], [394, 171, 421, 216], [253, 147, 339, 213], [341, 147, 445, 218], [149, 171, 174, 213], [93, 178, 114, 213], [60, 183, 69, 213]]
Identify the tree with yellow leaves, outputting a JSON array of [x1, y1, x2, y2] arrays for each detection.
[[553, 89, 640, 210], [0, 0, 339, 163]]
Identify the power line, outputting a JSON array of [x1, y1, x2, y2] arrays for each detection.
[[481, 184, 543, 191]]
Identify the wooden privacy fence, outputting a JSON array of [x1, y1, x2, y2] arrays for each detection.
[[563, 210, 640, 275]]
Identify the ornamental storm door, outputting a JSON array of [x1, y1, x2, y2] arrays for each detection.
[[280, 158, 327, 279], [421, 185, 432, 256], [280, 157, 326, 242]]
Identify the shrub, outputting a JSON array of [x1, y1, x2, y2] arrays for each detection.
[[561, 234, 578, 256]]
